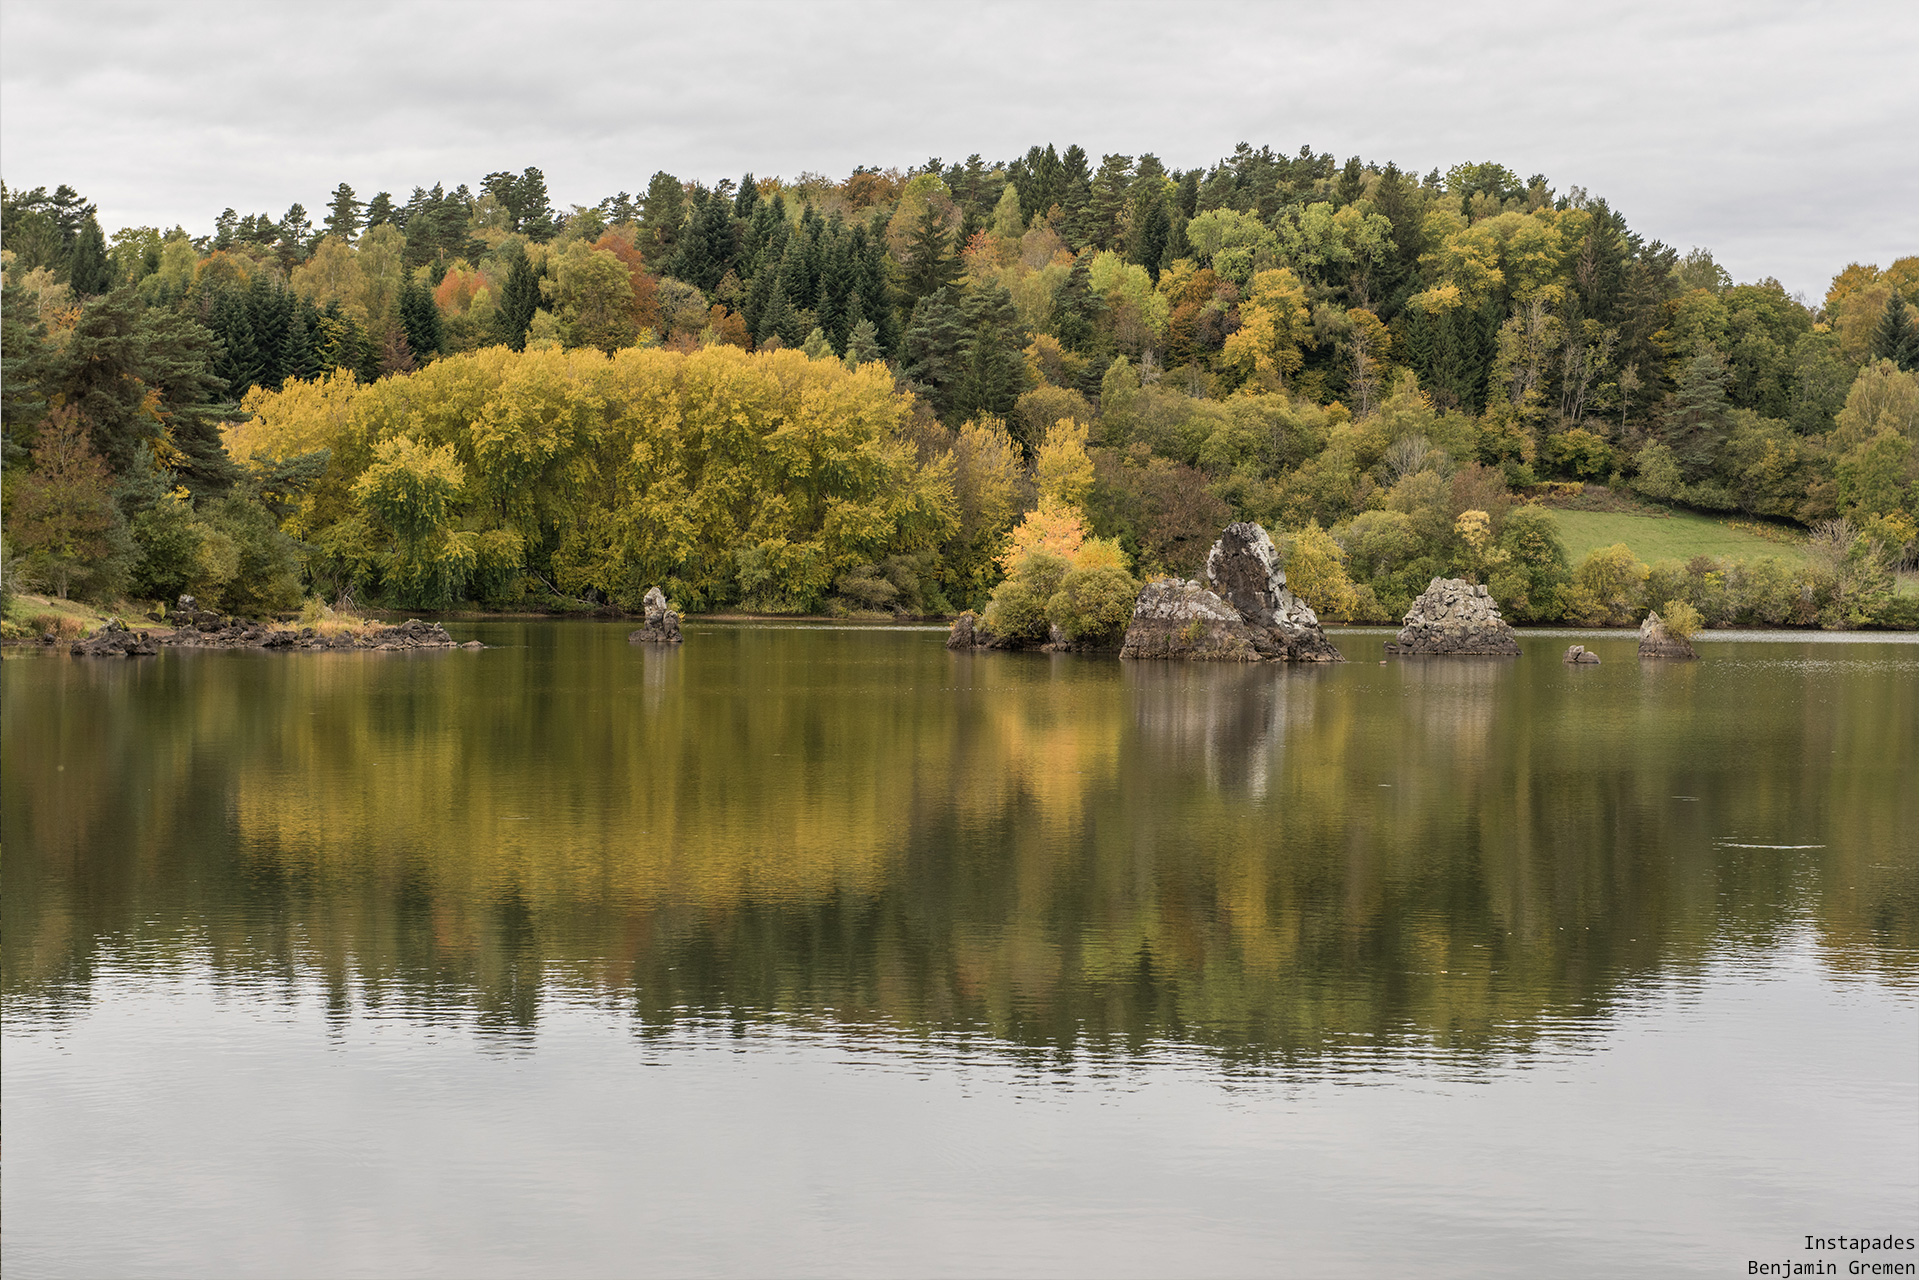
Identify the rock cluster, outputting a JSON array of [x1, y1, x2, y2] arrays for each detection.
[[69, 618, 159, 657], [1562, 644, 1601, 664], [165, 616, 463, 651], [1384, 578, 1521, 656], [1119, 521, 1343, 663], [1637, 611, 1698, 660], [628, 586, 683, 644]]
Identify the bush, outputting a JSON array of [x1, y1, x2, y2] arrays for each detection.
[[1046, 563, 1140, 644], [1567, 543, 1649, 626], [1661, 599, 1703, 638], [981, 551, 1068, 643]]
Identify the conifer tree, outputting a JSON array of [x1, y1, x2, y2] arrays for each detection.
[[843, 316, 885, 368], [1870, 292, 1916, 371], [399, 278, 444, 361], [364, 192, 396, 229], [497, 242, 540, 350], [67, 213, 112, 295], [902, 204, 957, 305], [638, 171, 686, 267], [900, 290, 969, 420], [325, 183, 362, 240], [955, 284, 1027, 422]]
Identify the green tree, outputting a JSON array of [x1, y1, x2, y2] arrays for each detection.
[[497, 242, 540, 350], [638, 171, 686, 266], [901, 202, 957, 304], [67, 213, 113, 296], [324, 183, 362, 240], [1870, 292, 1917, 371]]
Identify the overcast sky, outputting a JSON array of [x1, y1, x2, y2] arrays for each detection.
[[3, 0, 1913, 300]]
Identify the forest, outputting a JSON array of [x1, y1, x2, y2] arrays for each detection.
[[2, 144, 1916, 634]]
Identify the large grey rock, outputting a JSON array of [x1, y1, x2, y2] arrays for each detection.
[[628, 586, 684, 644], [1117, 578, 1268, 661], [1121, 521, 1345, 663], [1637, 611, 1697, 660], [1385, 578, 1521, 656]]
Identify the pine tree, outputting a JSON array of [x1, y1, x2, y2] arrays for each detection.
[[815, 229, 854, 350], [900, 290, 969, 421], [955, 285, 1027, 422], [733, 172, 759, 219], [514, 167, 555, 241], [1870, 292, 1917, 371], [1086, 154, 1134, 252], [1053, 251, 1102, 354], [325, 183, 362, 240], [639, 171, 686, 267], [901, 204, 957, 305], [843, 316, 885, 368], [212, 290, 263, 399], [364, 192, 396, 229], [755, 280, 792, 348], [67, 213, 112, 295], [399, 279, 444, 361], [497, 243, 540, 350], [1662, 349, 1733, 481]]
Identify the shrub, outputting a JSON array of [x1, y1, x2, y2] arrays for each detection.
[[981, 551, 1068, 643], [1567, 543, 1649, 626], [1661, 599, 1703, 639], [1046, 563, 1139, 644]]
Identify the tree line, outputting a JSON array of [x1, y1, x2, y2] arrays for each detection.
[[2, 145, 1915, 629]]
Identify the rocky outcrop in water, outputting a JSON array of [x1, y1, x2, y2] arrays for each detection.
[[1116, 578, 1267, 661], [69, 618, 159, 657], [1119, 522, 1344, 663], [165, 616, 461, 651], [1384, 578, 1521, 656], [628, 587, 683, 644], [1562, 644, 1600, 664], [1637, 611, 1698, 660]]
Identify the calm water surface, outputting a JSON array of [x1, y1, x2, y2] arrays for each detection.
[[4, 623, 1915, 1278]]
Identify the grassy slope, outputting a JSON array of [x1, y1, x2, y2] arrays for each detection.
[[1544, 508, 1809, 566]]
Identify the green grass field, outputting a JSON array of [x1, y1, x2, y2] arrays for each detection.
[[1543, 507, 1810, 567]]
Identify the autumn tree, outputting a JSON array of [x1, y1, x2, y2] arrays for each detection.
[[7, 405, 119, 597]]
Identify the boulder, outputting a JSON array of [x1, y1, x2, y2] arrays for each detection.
[[628, 586, 683, 644], [1117, 578, 1268, 662], [1637, 611, 1698, 660], [1202, 521, 1344, 662], [1562, 644, 1601, 664], [945, 611, 983, 650], [1384, 578, 1521, 656]]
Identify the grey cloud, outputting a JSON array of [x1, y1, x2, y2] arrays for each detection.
[[3, 0, 1912, 298]]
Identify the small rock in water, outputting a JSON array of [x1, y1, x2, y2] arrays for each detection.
[[1637, 611, 1698, 660], [1562, 644, 1600, 664], [628, 586, 684, 644]]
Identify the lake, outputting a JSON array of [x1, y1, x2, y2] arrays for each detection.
[[3, 622, 1914, 1278]]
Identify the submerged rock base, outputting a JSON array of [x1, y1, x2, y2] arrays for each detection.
[[1637, 611, 1698, 659], [1385, 578, 1521, 656], [628, 586, 684, 644]]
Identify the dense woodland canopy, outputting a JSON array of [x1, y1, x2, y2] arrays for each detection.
[[2, 145, 1915, 629]]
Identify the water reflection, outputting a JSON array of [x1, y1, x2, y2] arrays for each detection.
[[3, 625, 1913, 1071]]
